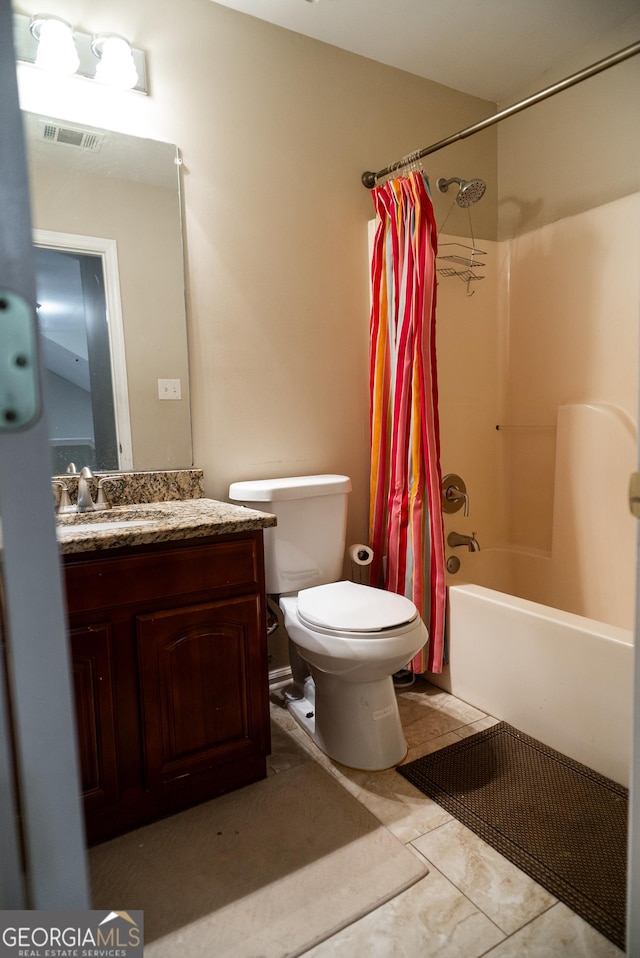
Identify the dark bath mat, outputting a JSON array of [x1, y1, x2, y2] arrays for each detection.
[[397, 722, 628, 950]]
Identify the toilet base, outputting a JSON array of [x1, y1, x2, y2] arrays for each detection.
[[287, 672, 408, 771]]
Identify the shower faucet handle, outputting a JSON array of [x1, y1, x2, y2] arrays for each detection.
[[446, 486, 469, 516], [442, 474, 469, 517]]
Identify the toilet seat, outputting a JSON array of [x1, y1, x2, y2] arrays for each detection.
[[297, 580, 417, 634]]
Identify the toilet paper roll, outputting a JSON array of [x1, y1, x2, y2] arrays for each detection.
[[348, 543, 374, 566]]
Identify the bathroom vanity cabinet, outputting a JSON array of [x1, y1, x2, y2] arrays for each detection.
[[64, 530, 271, 845]]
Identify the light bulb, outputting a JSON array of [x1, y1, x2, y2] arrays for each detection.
[[31, 16, 80, 76], [92, 35, 138, 90]]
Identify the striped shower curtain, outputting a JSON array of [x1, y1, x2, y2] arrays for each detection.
[[368, 171, 446, 674]]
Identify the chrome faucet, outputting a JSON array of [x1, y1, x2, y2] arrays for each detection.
[[447, 531, 481, 552], [76, 466, 96, 513]]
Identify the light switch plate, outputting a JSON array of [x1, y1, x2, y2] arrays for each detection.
[[158, 378, 181, 400]]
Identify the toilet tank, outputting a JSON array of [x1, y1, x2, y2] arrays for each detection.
[[228, 475, 352, 594]]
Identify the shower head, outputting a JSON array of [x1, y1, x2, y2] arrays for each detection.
[[437, 176, 486, 208]]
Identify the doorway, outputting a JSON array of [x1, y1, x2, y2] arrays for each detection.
[[35, 246, 118, 472], [33, 230, 133, 472]]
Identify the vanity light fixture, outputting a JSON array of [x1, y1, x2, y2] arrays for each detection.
[[13, 13, 148, 94], [30, 14, 80, 76]]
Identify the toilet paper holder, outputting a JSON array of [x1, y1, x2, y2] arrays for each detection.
[[348, 543, 374, 566], [348, 543, 374, 585]]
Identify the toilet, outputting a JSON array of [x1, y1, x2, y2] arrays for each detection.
[[228, 474, 428, 770]]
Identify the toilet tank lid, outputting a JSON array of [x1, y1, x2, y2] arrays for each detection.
[[229, 474, 352, 502], [298, 581, 418, 632]]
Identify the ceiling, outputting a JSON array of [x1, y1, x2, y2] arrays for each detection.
[[209, 0, 638, 102]]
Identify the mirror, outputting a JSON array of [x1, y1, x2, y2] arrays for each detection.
[[23, 111, 192, 473]]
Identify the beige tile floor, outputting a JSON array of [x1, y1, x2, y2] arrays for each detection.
[[268, 678, 624, 958]]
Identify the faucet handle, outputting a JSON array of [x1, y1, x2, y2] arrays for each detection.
[[52, 479, 75, 514], [442, 474, 470, 517], [95, 476, 117, 511], [446, 486, 469, 517]]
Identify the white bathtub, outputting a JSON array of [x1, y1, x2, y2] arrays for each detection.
[[429, 584, 634, 786]]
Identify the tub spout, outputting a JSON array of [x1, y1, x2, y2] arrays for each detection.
[[448, 531, 481, 552]]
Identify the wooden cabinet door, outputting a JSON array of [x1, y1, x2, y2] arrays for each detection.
[[70, 623, 119, 807], [137, 595, 267, 789]]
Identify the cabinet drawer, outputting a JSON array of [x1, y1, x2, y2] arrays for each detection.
[[65, 534, 263, 614]]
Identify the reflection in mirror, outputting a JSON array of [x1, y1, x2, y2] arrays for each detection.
[[24, 112, 193, 473], [35, 242, 122, 473]]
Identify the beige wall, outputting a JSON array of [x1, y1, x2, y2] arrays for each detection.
[[16, 0, 497, 551], [16, 0, 637, 627], [497, 14, 640, 240]]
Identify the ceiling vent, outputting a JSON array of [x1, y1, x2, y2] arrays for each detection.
[[39, 120, 104, 152]]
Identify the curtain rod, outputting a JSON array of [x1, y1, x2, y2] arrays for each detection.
[[361, 40, 640, 189]]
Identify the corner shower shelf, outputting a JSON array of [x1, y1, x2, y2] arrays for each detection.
[[437, 267, 484, 283], [436, 242, 486, 292], [437, 242, 486, 268]]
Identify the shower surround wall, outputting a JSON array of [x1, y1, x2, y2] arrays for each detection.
[[438, 194, 640, 630], [434, 196, 639, 787], [503, 195, 639, 628]]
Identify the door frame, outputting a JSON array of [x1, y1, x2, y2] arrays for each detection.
[[0, 0, 88, 908]]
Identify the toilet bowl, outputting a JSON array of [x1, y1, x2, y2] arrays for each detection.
[[280, 580, 427, 769], [228, 474, 429, 771]]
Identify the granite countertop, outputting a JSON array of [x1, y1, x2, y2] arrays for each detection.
[[57, 498, 276, 556]]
